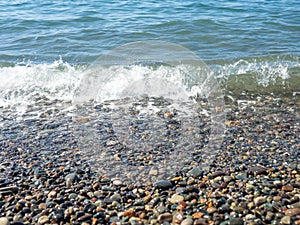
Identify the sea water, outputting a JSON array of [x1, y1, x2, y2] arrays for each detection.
[[0, 0, 299, 105]]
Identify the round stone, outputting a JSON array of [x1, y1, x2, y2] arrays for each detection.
[[181, 218, 193, 225], [0, 217, 9, 225], [169, 194, 184, 204]]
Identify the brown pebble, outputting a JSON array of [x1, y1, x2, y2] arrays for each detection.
[[254, 196, 266, 206], [121, 208, 134, 217], [285, 208, 300, 217], [47, 190, 57, 198], [38, 203, 47, 210], [158, 212, 172, 223], [273, 196, 282, 202], [282, 185, 294, 192], [192, 212, 204, 219]]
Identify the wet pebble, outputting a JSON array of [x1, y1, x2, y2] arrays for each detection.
[[154, 180, 173, 189]]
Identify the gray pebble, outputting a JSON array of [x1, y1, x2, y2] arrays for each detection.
[[181, 218, 193, 225], [154, 180, 173, 189], [188, 167, 203, 178], [229, 218, 244, 225]]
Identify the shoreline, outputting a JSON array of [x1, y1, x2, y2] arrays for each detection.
[[0, 94, 299, 225]]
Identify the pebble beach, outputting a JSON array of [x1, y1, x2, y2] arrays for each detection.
[[0, 93, 299, 225]]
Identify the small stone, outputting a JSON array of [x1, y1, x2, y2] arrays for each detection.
[[0, 217, 9, 225], [154, 180, 173, 189], [189, 167, 203, 178], [110, 193, 121, 202], [156, 205, 166, 214], [38, 203, 47, 210], [273, 196, 282, 202], [38, 215, 49, 224], [254, 196, 266, 206], [281, 216, 291, 225], [207, 207, 217, 214], [181, 218, 193, 225], [249, 166, 267, 175], [112, 179, 122, 186], [273, 180, 282, 187], [149, 168, 158, 176], [229, 218, 244, 225], [245, 214, 256, 220], [218, 204, 230, 213], [47, 190, 57, 198], [172, 212, 183, 224], [68, 193, 78, 199], [120, 209, 134, 217], [192, 212, 204, 219], [169, 194, 184, 204], [265, 211, 274, 221], [157, 213, 172, 223], [282, 185, 294, 192], [210, 171, 226, 178], [65, 173, 77, 186], [223, 176, 233, 183], [285, 208, 300, 216]]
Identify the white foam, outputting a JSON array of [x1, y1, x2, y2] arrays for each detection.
[[0, 59, 85, 107]]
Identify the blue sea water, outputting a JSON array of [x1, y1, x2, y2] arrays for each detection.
[[0, 0, 299, 105]]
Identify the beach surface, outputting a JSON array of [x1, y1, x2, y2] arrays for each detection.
[[0, 93, 299, 225]]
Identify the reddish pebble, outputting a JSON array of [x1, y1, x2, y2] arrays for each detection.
[[285, 208, 300, 217], [282, 185, 294, 192]]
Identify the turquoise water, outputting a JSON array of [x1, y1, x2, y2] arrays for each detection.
[[0, 0, 300, 105]]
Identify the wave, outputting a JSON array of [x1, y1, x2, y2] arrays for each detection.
[[0, 55, 299, 108]]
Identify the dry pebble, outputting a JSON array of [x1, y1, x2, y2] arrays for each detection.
[[0, 218, 9, 225], [181, 218, 193, 225]]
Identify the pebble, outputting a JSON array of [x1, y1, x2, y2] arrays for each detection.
[[207, 207, 217, 214], [285, 208, 300, 216], [229, 218, 244, 225], [172, 212, 183, 224], [223, 176, 233, 183], [189, 167, 203, 178], [154, 180, 173, 189], [169, 194, 184, 204], [282, 185, 294, 192], [273, 196, 282, 202], [112, 179, 123, 186], [157, 213, 172, 223], [38, 215, 49, 224], [249, 165, 267, 175], [254, 196, 266, 206], [210, 171, 226, 178], [281, 216, 291, 225], [181, 218, 194, 225], [0, 217, 9, 225]]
